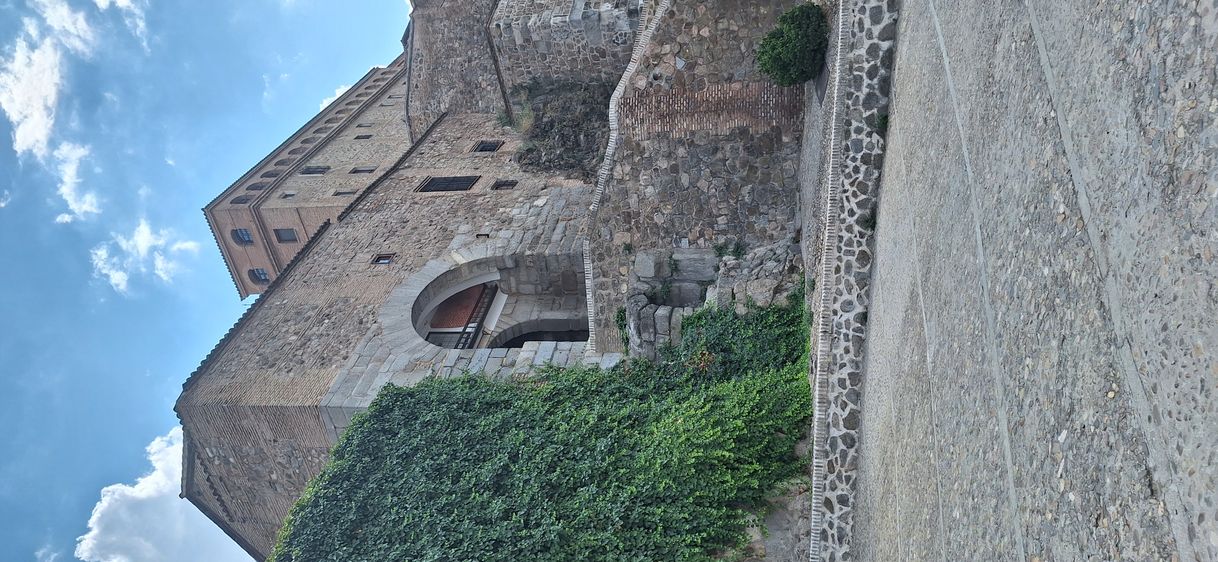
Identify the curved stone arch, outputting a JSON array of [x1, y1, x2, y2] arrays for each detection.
[[486, 317, 589, 349], [322, 244, 603, 443]]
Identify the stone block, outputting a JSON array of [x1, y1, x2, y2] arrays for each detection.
[[634, 252, 659, 279], [671, 248, 719, 281]]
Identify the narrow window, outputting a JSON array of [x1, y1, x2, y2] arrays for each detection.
[[356, 123, 373, 128], [231, 229, 254, 245], [261, 170, 281, 179], [280, 191, 296, 199], [472, 140, 503, 152], [248, 268, 270, 284], [333, 190, 357, 196], [371, 253, 395, 265], [350, 166, 377, 174], [475, 233, 491, 239], [230, 195, 251, 204], [388, 94, 405, 99], [324, 117, 342, 124], [491, 179, 518, 190], [418, 176, 480, 192], [300, 166, 330, 175], [354, 134, 373, 140], [313, 127, 332, 134], [274, 228, 298, 243], [246, 182, 269, 191], [288, 147, 307, 155]]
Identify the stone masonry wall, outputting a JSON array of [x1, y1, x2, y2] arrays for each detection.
[[406, 0, 505, 133], [177, 113, 592, 558], [491, 0, 639, 92], [588, 0, 805, 352]]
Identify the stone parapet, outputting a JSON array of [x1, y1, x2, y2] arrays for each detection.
[[491, 0, 639, 91]]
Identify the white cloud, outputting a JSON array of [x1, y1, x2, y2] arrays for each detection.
[[30, 0, 97, 56], [75, 427, 253, 562], [0, 190, 11, 208], [93, 0, 150, 48], [319, 84, 350, 110], [0, 34, 63, 158], [34, 545, 61, 562], [90, 218, 199, 293], [90, 245, 129, 293], [51, 141, 101, 223]]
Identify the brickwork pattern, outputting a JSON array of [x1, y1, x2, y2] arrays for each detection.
[[619, 81, 803, 138], [178, 113, 594, 558], [207, 60, 409, 297]]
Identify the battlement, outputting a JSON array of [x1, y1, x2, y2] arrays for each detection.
[[490, 0, 640, 91]]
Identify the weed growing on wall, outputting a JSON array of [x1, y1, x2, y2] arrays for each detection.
[[270, 287, 811, 562]]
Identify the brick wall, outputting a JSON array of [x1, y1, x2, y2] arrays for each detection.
[[178, 113, 593, 558]]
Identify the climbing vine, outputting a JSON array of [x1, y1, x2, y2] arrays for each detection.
[[270, 286, 810, 562]]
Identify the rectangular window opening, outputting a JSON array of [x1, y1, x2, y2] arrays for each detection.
[[301, 165, 330, 175], [350, 166, 378, 174], [491, 179, 518, 191], [472, 140, 504, 153], [333, 190, 357, 196], [418, 176, 480, 193], [274, 228, 298, 243], [354, 134, 373, 140], [280, 191, 297, 199], [371, 253, 395, 265]]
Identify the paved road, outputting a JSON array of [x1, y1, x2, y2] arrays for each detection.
[[855, 0, 1218, 560]]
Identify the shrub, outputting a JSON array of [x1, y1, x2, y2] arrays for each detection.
[[757, 2, 830, 87], [270, 287, 811, 562]]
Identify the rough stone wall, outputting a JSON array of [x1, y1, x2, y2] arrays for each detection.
[[406, 0, 506, 134], [177, 113, 593, 559], [491, 0, 638, 91], [851, 0, 1217, 560], [588, 0, 805, 352]]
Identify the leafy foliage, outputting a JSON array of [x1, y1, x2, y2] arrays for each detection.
[[757, 3, 830, 87], [270, 288, 810, 562]]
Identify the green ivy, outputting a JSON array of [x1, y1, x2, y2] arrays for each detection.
[[270, 286, 810, 562]]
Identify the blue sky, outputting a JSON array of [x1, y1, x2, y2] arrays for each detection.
[[0, 1, 410, 560]]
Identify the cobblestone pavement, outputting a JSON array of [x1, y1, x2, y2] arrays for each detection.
[[853, 0, 1217, 560]]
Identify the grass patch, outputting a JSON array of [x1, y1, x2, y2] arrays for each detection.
[[270, 287, 811, 562]]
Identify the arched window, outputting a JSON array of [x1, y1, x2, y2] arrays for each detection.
[[288, 147, 308, 155], [312, 127, 332, 134], [261, 170, 281, 179], [325, 117, 342, 124], [230, 195, 251, 204], [246, 182, 269, 191], [274, 158, 296, 166], [248, 268, 270, 285], [231, 229, 254, 245], [301, 137, 320, 145]]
